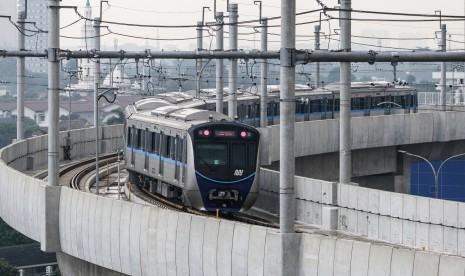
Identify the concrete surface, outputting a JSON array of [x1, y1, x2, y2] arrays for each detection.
[[2, 120, 465, 275]]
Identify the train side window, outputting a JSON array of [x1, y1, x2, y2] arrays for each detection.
[[248, 142, 257, 168], [169, 136, 176, 160], [164, 136, 170, 158], [310, 100, 319, 112], [152, 132, 161, 155], [135, 129, 140, 149], [127, 127, 133, 147], [146, 130, 152, 152], [177, 138, 184, 162], [159, 133, 166, 157], [138, 129, 146, 150], [334, 99, 340, 112], [231, 142, 247, 167]]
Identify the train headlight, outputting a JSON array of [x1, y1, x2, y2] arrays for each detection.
[[240, 131, 247, 138], [199, 129, 211, 136]]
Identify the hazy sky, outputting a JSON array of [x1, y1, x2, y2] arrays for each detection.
[[2, 0, 465, 51]]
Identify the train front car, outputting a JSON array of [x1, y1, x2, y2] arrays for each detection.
[[185, 122, 260, 212]]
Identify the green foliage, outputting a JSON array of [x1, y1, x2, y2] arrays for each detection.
[[0, 117, 45, 149], [0, 259, 19, 276], [60, 113, 81, 121], [326, 66, 357, 84], [0, 95, 16, 103], [106, 109, 125, 125], [0, 218, 34, 248]]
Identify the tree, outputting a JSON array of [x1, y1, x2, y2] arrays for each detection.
[[0, 259, 19, 276], [0, 117, 46, 148], [0, 218, 34, 247], [105, 109, 125, 125], [326, 66, 357, 84]]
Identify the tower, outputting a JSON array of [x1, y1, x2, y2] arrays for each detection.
[[76, 0, 95, 90]]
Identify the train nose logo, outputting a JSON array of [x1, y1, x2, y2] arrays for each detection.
[[234, 169, 243, 176]]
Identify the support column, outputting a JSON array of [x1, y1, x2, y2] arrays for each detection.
[[260, 18, 268, 127], [279, 0, 296, 232], [280, 2, 298, 275], [43, 1, 62, 253], [228, 3, 238, 118], [339, 0, 352, 185], [16, 11, 25, 141], [94, 17, 101, 195], [441, 24, 447, 110], [216, 12, 224, 113], [196, 21, 203, 98]]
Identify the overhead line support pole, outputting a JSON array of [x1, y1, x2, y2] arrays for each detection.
[[215, 12, 224, 113], [280, 0, 299, 275], [314, 24, 321, 87], [340, 0, 352, 185], [17, 11, 26, 141], [196, 21, 203, 98], [441, 24, 447, 110], [228, 3, 238, 119], [260, 18, 268, 127], [94, 17, 101, 195], [48, 0, 60, 188]]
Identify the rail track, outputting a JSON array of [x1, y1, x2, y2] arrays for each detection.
[[38, 154, 277, 228], [130, 183, 279, 228]]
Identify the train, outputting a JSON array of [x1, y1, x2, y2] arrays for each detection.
[[124, 81, 416, 212], [148, 81, 418, 126], [124, 98, 261, 212]]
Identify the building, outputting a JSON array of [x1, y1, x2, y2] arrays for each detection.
[[17, 0, 48, 73], [0, 243, 58, 275], [0, 1, 16, 50]]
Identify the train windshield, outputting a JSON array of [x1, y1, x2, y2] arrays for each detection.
[[196, 142, 228, 166]]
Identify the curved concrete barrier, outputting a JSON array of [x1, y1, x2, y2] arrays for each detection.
[[2, 121, 465, 275]]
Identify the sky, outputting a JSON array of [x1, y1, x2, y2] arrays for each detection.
[[1, 0, 465, 52]]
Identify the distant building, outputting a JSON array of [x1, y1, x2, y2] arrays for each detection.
[[0, 243, 58, 275], [17, 0, 48, 73], [0, 1, 16, 50]]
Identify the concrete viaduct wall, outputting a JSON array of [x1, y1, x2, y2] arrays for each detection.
[[2, 117, 465, 275], [257, 168, 465, 257], [0, 125, 123, 245], [260, 111, 465, 165]]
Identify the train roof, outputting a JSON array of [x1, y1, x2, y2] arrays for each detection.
[[127, 98, 232, 131]]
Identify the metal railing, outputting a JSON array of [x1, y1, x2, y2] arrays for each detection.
[[417, 91, 465, 106]]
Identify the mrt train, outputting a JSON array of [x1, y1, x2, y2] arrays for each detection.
[[125, 99, 260, 212], [148, 81, 418, 126]]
